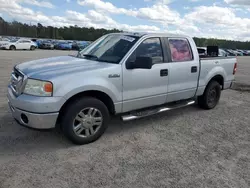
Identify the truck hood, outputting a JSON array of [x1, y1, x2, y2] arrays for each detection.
[[16, 55, 115, 79]]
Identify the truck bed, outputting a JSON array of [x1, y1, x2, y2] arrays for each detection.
[[198, 56, 236, 91], [200, 56, 236, 60]]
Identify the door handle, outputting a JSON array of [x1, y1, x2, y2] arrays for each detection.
[[160, 69, 168, 76], [191, 66, 197, 73]]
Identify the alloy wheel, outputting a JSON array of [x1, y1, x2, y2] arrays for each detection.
[[73, 107, 103, 138]]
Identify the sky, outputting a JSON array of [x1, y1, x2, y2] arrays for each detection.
[[0, 0, 250, 41]]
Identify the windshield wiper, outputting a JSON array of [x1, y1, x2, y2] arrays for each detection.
[[82, 54, 98, 59]]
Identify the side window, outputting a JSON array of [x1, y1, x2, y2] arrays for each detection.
[[129, 38, 163, 64], [168, 38, 193, 62], [19, 40, 30, 43]]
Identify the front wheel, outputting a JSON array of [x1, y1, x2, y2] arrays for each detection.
[[9, 45, 16, 50], [198, 80, 221, 109], [61, 97, 110, 145]]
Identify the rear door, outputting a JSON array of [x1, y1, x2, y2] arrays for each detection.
[[22, 40, 31, 49], [164, 37, 199, 103]]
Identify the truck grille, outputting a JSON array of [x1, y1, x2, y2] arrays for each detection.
[[10, 67, 25, 96]]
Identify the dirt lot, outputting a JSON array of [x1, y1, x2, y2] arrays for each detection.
[[235, 56, 250, 85], [0, 50, 250, 188], [233, 56, 250, 91]]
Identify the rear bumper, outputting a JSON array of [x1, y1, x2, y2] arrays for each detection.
[[230, 81, 233, 88], [224, 81, 233, 90], [8, 101, 58, 129]]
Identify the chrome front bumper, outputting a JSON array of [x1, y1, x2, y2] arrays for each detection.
[[8, 100, 58, 129]]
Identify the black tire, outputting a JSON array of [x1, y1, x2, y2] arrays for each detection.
[[10, 45, 16, 50], [30, 46, 35, 50], [198, 80, 221, 109], [61, 97, 110, 145]]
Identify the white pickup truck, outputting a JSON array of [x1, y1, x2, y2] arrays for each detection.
[[7, 32, 237, 145]]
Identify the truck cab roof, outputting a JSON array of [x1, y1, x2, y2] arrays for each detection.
[[112, 32, 190, 38]]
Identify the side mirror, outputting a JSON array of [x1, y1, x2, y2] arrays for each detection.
[[126, 56, 153, 70]]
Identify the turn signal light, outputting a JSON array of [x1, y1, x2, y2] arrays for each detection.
[[233, 62, 237, 75], [44, 82, 53, 92]]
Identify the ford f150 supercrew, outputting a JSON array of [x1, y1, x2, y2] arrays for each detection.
[[7, 32, 237, 145]]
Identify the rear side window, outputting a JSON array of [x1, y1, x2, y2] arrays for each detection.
[[19, 40, 30, 43], [168, 38, 193, 62]]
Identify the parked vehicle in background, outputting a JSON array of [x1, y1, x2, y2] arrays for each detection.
[[227, 49, 239, 56], [237, 49, 249, 56], [243, 50, 249, 56], [0, 37, 10, 46], [1, 39, 37, 50], [198, 47, 230, 57], [231, 50, 243, 56], [197, 47, 206, 56], [53, 41, 60, 49], [35, 39, 43, 48], [7, 32, 237, 145], [223, 49, 236, 56], [72, 41, 89, 51], [54, 42, 72, 50], [39, 41, 54, 49], [219, 49, 229, 57], [31, 39, 37, 43]]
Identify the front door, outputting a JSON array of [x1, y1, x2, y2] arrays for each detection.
[[122, 37, 169, 112], [15, 41, 24, 50]]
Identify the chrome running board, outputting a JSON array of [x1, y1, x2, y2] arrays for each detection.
[[121, 100, 195, 121]]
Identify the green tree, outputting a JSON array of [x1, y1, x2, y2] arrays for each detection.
[[0, 16, 250, 49]]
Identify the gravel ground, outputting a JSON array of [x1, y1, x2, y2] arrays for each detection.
[[0, 50, 250, 188], [235, 56, 250, 86]]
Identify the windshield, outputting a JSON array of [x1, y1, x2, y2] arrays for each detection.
[[78, 34, 140, 64]]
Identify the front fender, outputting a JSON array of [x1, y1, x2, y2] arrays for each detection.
[[54, 76, 122, 103]]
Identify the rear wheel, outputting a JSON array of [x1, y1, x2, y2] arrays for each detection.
[[30, 46, 35, 50], [10, 45, 16, 50], [61, 97, 110, 145], [198, 80, 221, 109]]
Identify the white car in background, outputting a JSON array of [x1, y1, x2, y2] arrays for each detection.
[[0, 39, 37, 50], [0, 37, 10, 45]]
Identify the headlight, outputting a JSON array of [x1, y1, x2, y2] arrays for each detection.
[[24, 79, 53, 96]]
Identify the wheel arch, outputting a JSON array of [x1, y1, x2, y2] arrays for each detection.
[[198, 75, 222, 110], [58, 90, 115, 124], [207, 74, 224, 89], [9, 45, 16, 50]]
